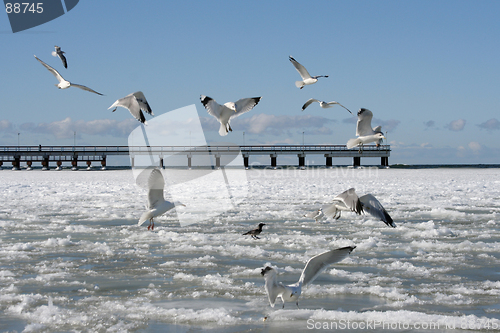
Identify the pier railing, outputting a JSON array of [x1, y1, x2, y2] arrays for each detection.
[[0, 144, 390, 168]]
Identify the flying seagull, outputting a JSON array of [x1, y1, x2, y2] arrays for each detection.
[[34, 55, 103, 95], [138, 168, 185, 231], [322, 188, 395, 227], [301, 98, 352, 114], [347, 108, 385, 150], [243, 223, 266, 239], [200, 95, 262, 136], [109, 91, 153, 124], [51, 45, 67, 68], [261, 246, 355, 308], [289, 56, 328, 89]]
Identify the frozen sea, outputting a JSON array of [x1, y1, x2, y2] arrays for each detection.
[[1, 166, 500, 332]]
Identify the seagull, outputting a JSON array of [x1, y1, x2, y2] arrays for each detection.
[[51, 45, 67, 68], [109, 91, 153, 124], [261, 246, 355, 308], [289, 56, 328, 89], [200, 95, 262, 136], [304, 208, 325, 222], [243, 223, 266, 239], [322, 188, 395, 227], [34, 55, 103, 95], [347, 108, 385, 150], [138, 168, 185, 231], [301, 98, 352, 114]]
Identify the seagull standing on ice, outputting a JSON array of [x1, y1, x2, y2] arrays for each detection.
[[322, 188, 395, 227], [304, 208, 325, 222], [243, 223, 266, 239], [109, 91, 153, 124], [289, 56, 328, 89], [301, 98, 352, 114], [261, 246, 355, 308], [200, 95, 262, 136], [346, 108, 385, 150], [51, 45, 67, 68], [138, 168, 185, 231], [34, 55, 103, 95]]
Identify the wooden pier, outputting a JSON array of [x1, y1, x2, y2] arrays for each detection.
[[0, 144, 390, 169]]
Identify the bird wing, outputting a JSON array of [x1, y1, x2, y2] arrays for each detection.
[[59, 52, 67, 69], [334, 188, 363, 215], [70, 83, 103, 96], [200, 95, 222, 120], [147, 168, 165, 209], [359, 194, 395, 227], [34, 55, 64, 83], [109, 94, 145, 122], [289, 56, 312, 80], [301, 98, 319, 111], [328, 101, 352, 114], [299, 246, 356, 286], [262, 267, 282, 307], [356, 108, 375, 136], [322, 203, 340, 218], [133, 91, 153, 115], [231, 97, 262, 119]]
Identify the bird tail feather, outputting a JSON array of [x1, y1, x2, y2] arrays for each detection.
[[295, 81, 304, 88], [219, 123, 228, 136], [347, 138, 361, 149], [138, 211, 153, 226]]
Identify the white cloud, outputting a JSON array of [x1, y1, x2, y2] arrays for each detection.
[[446, 119, 466, 131], [468, 141, 482, 154], [477, 118, 500, 131], [31, 117, 138, 139], [202, 114, 336, 135], [0, 120, 13, 131]]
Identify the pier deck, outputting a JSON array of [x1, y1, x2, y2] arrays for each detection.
[[0, 144, 390, 169]]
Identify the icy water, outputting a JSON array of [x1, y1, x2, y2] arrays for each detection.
[[1, 167, 500, 332]]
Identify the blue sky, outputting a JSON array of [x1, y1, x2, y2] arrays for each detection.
[[1, 1, 499, 165]]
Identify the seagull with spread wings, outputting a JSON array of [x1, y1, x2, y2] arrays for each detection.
[[301, 98, 352, 114], [321, 188, 395, 227], [138, 168, 185, 231], [109, 91, 153, 124], [289, 56, 328, 89], [261, 246, 355, 308], [200, 95, 262, 136], [346, 108, 385, 150], [34, 55, 103, 95]]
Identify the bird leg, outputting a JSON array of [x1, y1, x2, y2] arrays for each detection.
[[358, 144, 364, 154], [252, 235, 260, 240], [296, 301, 299, 309], [147, 218, 154, 231]]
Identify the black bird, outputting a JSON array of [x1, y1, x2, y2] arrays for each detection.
[[243, 223, 266, 240]]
